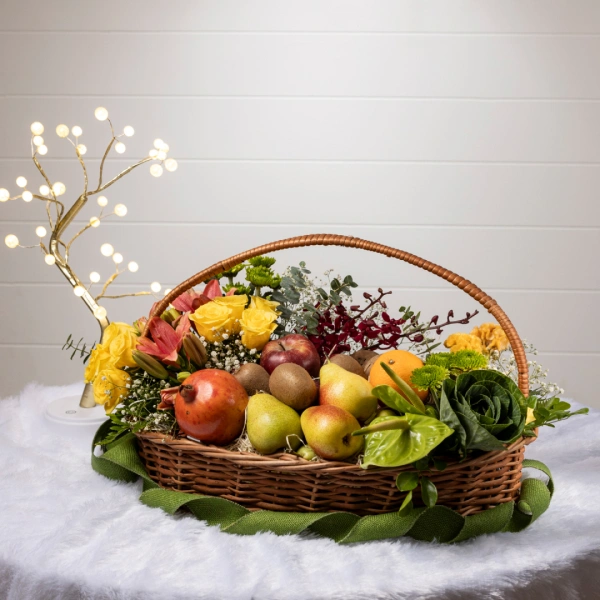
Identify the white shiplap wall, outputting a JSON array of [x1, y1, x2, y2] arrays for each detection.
[[0, 1, 598, 405]]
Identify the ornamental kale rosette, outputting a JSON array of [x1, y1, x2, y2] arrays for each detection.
[[439, 370, 527, 456]]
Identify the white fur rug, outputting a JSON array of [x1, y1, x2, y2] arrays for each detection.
[[1, 383, 599, 600]]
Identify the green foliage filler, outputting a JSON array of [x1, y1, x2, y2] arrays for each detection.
[[439, 370, 527, 456]]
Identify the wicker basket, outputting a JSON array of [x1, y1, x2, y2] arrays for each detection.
[[137, 234, 533, 517]]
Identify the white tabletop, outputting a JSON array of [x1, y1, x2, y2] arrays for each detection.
[[1, 382, 599, 600]]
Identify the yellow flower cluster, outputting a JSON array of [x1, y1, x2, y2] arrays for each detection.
[[444, 322, 510, 356], [84, 322, 137, 413], [190, 296, 279, 351]]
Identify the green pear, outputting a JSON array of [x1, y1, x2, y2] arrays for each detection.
[[319, 362, 378, 422], [300, 405, 363, 460], [247, 393, 303, 454]]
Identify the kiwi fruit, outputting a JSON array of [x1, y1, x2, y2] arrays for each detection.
[[351, 349, 379, 367], [234, 363, 270, 396], [363, 354, 381, 378], [329, 354, 366, 379], [269, 363, 317, 411]]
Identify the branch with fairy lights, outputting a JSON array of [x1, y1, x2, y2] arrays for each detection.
[[0, 107, 177, 333]]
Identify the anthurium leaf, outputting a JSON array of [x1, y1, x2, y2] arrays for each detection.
[[396, 472, 419, 492], [361, 414, 454, 468], [372, 385, 424, 416], [421, 477, 438, 508], [398, 490, 413, 516]]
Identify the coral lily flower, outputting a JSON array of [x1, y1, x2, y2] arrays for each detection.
[[136, 314, 191, 365], [171, 281, 223, 312]]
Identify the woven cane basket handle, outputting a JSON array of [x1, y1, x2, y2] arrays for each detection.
[[146, 234, 529, 395]]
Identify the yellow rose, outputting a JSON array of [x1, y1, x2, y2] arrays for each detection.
[[444, 333, 485, 354], [249, 296, 280, 314], [93, 367, 131, 414], [190, 301, 235, 343], [107, 324, 138, 369], [239, 308, 278, 350], [213, 295, 248, 333], [84, 343, 116, 383], [102, 322, 135, 347]]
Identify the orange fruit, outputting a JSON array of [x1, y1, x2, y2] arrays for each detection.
[[368, 349, 428, 401]]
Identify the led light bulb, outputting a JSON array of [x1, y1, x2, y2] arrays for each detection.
[[112, 252, 123, 264], [74, 285, 86, 297], [93, 306, 107, 319], [16, 176, 27, 188], [157, 151, 167, 161], [76, 144, 87, 155], [56, 124, 69, 138], [89, 216, 101, 228], [52, 182, 66, 196], [127, 261, 138, 272], [114, 203, 127, 217], [22, 190, 33, 202], [123, 126, 134, 137], [100, 243, 114, 257], [4, 234, 19, 249], [89, 271, 101, 283], [33, 135, 44, 146], [94, 107, 109, 121], [150, 164, 163, 177], [97, 195, 108, 207], [39, 184, 50, 196], [149, 149, 158, 158], [160, 143, 169, 153], [0, 188, 10, 202], [71, 126, 82, 137], [164, 158, 178, 172], [36, 226, 47, 237], [44, 254, 56, 265], [164, 288, 172, 296], [37, 145, 48, 155], [150, 281, 161, 293], [115, 142, 126, 154], [30, 122, 44, 135], [153, 138, 164, 150]]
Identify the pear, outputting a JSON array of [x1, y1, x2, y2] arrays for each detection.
[[247, 393, 303, 455], [301, 405, 363, 460], [319, 362, 378, 422]]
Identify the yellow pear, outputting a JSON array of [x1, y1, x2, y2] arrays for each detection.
[[247, 393, 303, 454], [319, 362, 377, 422]]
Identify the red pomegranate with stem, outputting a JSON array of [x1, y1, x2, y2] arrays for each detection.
[[175, 369, 249, 445]]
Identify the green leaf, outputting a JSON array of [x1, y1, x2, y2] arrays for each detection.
[[372, 385, 424, 415], [421, 477, 438, 508], [398, 490, 413, 516], [361, 414, 454, 468], [433, 458, 447, 471], [413, 457, 430, 471], [379, 362, 428, 414], [396, 472, 419, 492]]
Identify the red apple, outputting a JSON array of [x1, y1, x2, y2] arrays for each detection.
[[175, 369, 248, 445], [260, 334, 320, 376]]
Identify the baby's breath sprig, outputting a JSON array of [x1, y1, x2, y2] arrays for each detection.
[[203, 332, 260, 373]]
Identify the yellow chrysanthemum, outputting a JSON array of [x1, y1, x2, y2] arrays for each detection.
[[471, 323, 510, 354], [444, 333, 485, 354]]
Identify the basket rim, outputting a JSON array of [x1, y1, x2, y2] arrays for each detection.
[[135, 429, 532, 473]]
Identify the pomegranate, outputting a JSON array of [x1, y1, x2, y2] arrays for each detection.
[[175, 369, 248, 445]]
